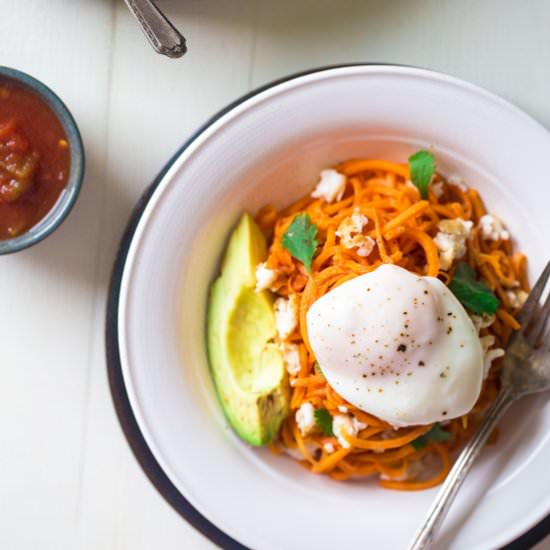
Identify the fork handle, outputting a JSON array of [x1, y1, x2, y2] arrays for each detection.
[[408, 388, 514, 550], [124, 0, 187, 58]]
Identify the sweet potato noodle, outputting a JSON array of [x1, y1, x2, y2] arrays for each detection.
[[256, 158, 527, 490]]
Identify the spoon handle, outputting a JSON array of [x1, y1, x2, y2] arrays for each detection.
[[124, 0, 187, 58], [408, 388, 514, 550]]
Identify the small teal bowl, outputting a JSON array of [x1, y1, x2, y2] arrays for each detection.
[[0, 67, 85, 255]]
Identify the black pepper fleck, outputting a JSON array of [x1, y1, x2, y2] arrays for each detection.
[[418, 360, 425, 366], [397, 344, 407, 352]]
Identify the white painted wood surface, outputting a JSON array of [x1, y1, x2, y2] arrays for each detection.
[[0, 1, 548, 548]]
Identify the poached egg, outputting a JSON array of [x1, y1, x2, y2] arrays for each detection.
[[307, 264, 484, 427]]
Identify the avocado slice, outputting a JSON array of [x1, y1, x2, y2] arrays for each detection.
[[207, 213, 290, 446]]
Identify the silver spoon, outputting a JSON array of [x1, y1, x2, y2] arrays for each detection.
[[409, 260, 550, 550], [124, 0, 187, 58]]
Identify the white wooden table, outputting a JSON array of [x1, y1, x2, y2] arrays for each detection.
[[1, 1, 549, 548]]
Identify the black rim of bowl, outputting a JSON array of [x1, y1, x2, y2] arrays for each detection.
[[0, 66, 85, 255], [106, 63, 550, 550]]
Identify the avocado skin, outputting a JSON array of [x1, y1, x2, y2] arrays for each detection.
[[207, 213, 290, 446]]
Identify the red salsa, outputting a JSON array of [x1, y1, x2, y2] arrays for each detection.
[[0, 80, 70, 239]]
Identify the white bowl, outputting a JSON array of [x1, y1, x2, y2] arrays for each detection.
[[108, 65, 550, 550]]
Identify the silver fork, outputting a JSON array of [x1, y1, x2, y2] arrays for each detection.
[[409, 260, 550, 550]]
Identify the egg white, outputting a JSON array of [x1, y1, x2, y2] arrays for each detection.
[[306, 264, 484, 427]]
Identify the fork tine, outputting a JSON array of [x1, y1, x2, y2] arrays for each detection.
[[527, 290, 550, 346], [517, 260, 550, 329]]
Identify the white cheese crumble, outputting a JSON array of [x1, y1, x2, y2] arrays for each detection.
[[506, 289, 528, 309], [484, 347, 505, 377], [323, 442, 335, 454], [336, 208, 375, 257], [480, 334, 495, 354], [434, 218, 473, 270], [295, 402, 316, 436], [332, 414, 367, 448], [479, 214, 510, 241], [470, 313, 496, 332], [479, 334, 505, 377], [311, 169, 347, 203], [448, 174, 467, 191], [431, 180, 445, 199], [337, 405, 349, 413], [284, 442, 317, 460], [274, 295, 299, 340], [280, 342, 301, 376], [255, 262, 278, 293]]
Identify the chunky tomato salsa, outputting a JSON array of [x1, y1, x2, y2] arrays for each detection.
[[0, 80, 70, 239]]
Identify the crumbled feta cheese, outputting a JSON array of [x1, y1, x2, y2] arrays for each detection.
[[434, 218, 473, 270], [336, 208, 375, 257], [337, 405, 348, 413], [284, 442, 317, 460], [484, 348, 505, 377], [479, 214, 510, 241], [431, 180, 445, 199], [479, 334, 504, 377], [447, 174, 467, 191], [470, 313, 495, 332], [506, 289, 528, 309], [480, 334, 496, 353], [295, 403, 316, 436], [332, 414, 367, 448], [311, 169, 347, 203], [255, 262, 278, 293], [323, 442, 335, 454], [280, 342, 301, 376], [274, 295, 299, 340]]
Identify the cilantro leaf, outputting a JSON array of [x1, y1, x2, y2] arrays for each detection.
[[411, 423, 451, 451], [281, 213, 318, 274], [449, 262, 500, 315], [408, 150, 435, 199], [314, 408, 333, 436]]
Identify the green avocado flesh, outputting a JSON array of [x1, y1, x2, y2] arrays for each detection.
[[207, 213, 290, 446]]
